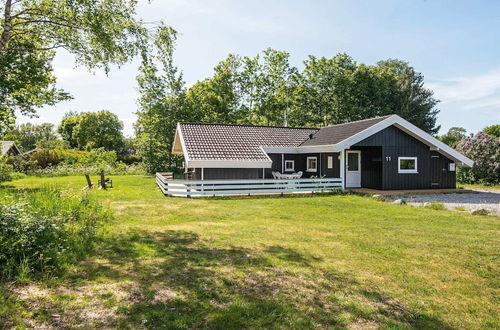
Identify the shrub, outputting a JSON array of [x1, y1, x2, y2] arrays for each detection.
[[0, 157, 13, 183], [33, 162, 147, 177], [456, 132, 500, 185], [0, 187, 111, 280]]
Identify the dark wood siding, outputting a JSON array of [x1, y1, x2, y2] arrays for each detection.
[[349, 147, 382, 189], [354, 125, 456, 190], [430, 151, 456, 188], [320, 153, 340, 178], [267, 152, 340, 178], [194, 168, 261, 180]]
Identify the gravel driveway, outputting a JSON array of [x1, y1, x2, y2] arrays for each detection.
[[397, 189, 500, 216]]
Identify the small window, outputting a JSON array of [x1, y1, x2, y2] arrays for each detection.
[[327, 156, 333, 169], [398, 157, 418, 173], [284, 160, 295, 172], [307, 157, 317, 172]]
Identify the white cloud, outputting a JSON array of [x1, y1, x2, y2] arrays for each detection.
[[427, 69, 500, 103]]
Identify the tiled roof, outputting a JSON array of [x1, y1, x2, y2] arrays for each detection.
[[300, 115, 391, 146], [179, 123, 318, 161]]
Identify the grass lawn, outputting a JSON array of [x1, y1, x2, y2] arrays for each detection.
[[1, 175, 499, 329], [459, 183, 500, 191]]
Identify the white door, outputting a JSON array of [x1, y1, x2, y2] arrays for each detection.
[[345, 150, 361, 188]]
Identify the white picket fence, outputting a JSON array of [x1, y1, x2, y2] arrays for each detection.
[[156, 172, 343, 197]]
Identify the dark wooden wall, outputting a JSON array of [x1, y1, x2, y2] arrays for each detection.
[[267, 152, 340, 178], [354, 125, 456, 189], [193, 168, 262, 180]]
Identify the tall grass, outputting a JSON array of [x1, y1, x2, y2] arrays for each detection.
[[0, 186, 112, 281]]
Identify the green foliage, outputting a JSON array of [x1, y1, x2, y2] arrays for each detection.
[[0, 38, 70, 133], [1, 123, 60, 151], [456, 132, 500, 184], [58, 111, 124, 151], [0, 157, 13, 183], [135, 27, 188, 173], [136, 46, 441, 172], [32, 162, 146, 177], [483, 124, 500, 138], [439, 127, 467, 148], [0, 0, 171, 131], [9, 148, 128, 176], [0, 186, 111, 280]]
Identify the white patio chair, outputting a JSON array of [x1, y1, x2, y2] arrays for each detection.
[[296, 171, 303, 178], [272, 171, 277, 179]]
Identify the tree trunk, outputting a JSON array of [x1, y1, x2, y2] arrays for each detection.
[[0, 0, 12, 50]]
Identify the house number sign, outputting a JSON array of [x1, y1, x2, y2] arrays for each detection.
[[385, 156, 392, 161]]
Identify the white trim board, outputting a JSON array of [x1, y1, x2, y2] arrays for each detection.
[[333, 115, 473, 167]]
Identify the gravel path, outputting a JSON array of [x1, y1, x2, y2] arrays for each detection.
[[396, 189, 500, 216]]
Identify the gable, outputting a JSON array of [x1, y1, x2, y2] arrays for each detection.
[[354, 125, 429, 149]]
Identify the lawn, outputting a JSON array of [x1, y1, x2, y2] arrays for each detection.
[[1, 175, 499, 329]]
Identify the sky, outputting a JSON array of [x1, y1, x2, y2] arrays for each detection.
[[20, 0, 500, 136]]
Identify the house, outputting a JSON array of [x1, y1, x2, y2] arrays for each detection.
[[171, 115, 473, 190], [0, 141, 22, 156]]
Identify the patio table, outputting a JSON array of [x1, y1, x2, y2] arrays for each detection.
[[280, 174, 300, 179]]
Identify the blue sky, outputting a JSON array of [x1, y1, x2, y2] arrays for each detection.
[[22, 0, 500, 136]]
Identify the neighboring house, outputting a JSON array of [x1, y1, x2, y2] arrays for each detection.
[[0, 141, 22, 156], [172, 115, 473, 190]]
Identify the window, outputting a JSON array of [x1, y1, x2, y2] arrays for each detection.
[[284, 160, 295, 172], [398, 157, 418, 173], [347, 152, 359, 171], [307, 157, 317, 172], [327, 156, 333, 169]]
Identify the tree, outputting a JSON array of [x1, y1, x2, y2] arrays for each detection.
[[1, 122, 59, 150], [456, 132, 500, 184], [58, 112, 80, 148], [439, 127, 467, 148], [290, 54, 356, 127], [62, 111, 124, 151], [483, 124, 500, 138], [377, 59, 440, 134], [135, 28, 193, 173], [0, 0, 169, 131]]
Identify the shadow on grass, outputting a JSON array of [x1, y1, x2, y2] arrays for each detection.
[[7, 229, 455, 329]]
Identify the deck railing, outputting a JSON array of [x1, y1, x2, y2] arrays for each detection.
[[156, 173, 343, 198]]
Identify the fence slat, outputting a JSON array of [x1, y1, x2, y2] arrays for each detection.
[[157, 172, 344, 198]]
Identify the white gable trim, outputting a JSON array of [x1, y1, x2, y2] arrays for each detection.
[[172, 123, 190, 161], [334, 115, 473, 167]]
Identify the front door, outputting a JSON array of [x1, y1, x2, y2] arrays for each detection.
[[346, 150, 361, 188], [430, 154, 441, 188]]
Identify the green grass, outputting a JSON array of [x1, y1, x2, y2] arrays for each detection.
[[1, 175, 499, 329], [459, 183, 500, 191]]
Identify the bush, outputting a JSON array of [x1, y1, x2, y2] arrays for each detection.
[[0, 157, 13, 183], [33, 162, 147, 177], [0, 187, 111, 280], [456, 132, 500, 185]]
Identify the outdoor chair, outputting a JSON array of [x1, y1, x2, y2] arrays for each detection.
[[98, 177, 113, 189], [296, 171, 303, 178], [82, 174, 94, 191], [98, 171, 113, 189]]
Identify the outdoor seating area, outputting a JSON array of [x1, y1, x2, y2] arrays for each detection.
[[271, 171, 303, 179]]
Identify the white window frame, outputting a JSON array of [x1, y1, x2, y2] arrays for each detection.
[[306, 156, 317, 172], [327, 156, 333, 169], [284, 160, 295, 172], [398, 157, 418, 174]]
